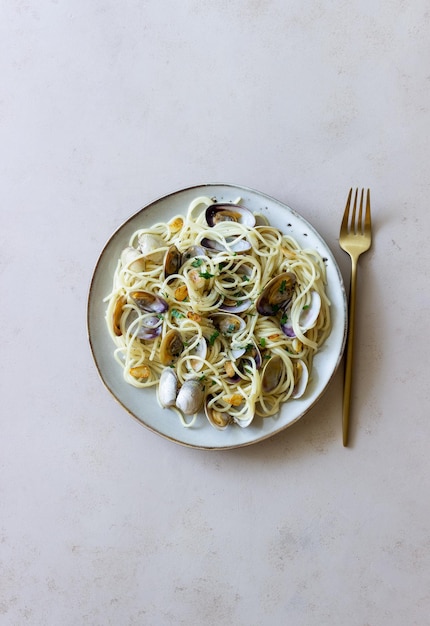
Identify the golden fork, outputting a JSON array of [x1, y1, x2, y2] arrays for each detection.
[[339, 188, 372, 446]]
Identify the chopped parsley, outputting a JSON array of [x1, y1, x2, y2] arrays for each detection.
[[302, 304, 310, 310], [199, 271, 214, 279], [191, 258, 203, 267], [279, 280, 287, 294], [171, 308, 184, 318], [209, 330, 220, 345], [259, 337, 266, 348]]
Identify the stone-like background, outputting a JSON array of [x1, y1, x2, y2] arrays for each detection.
[[1, 1, 429, 624]]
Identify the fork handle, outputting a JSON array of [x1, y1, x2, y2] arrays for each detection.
[[343, 257, 358, 446]]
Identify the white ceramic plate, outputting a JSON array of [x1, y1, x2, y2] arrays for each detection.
[[87, 183, 347, 449]]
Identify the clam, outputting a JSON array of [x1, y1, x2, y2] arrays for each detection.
[[256, 272, 297, 316], [186, 337, 207, 372], [233, 407, 255, 428], [291, 359, 309, 399], [205, 204, 256, 228], [113, 295, 126, 336], [121, 246, 146, 272], [261, 355, 284, 393], [228, 341, 262, 378], [130, 291, 168, 314], [201, 236, 252, 254], [158, 368, 178, 407], [124, 309, 162, 340], [181, 245, 206, 264], [135, 314, 163, 340], [137, 233, 165, 264], [241, 341, 262, 370], [176, 379, 204, 415], [159, 329, 184, 366], [219, 297, 252, 314], [211, 312, 246, 337], [164, 244, 182, 278], [205, 395, 231, 430], [281, 290, 321, 338]]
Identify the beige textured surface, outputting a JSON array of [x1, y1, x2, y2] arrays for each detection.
[[1, 1, 430, 624]]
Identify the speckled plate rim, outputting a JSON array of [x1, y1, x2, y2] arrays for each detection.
[[87, 183, 347, 450]]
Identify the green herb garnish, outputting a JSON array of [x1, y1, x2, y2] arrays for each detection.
[[209, 330, 220, 345], [199, 271, 214, 279], [259, 337, 266, 348], [191, 258, 203, 267], [171, 308, 184, 318]]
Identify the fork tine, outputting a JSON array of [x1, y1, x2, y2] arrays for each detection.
[[351, 188, 358, 233], [357, 188, 364, 234], [364, 189, 372, 235], [341, 188, 352, 232]]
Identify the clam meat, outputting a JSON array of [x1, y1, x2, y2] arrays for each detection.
[[159, 329, 184, 366], [204, 395, 231, 430], [211, 312, 246, 337]]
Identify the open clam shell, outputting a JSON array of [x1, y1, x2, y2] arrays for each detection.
[[256, 272, 297, 316], [205, 204, 256, 228], [130, 290, 169, 314], [159, 329, 184, 366], [210, 312, 246, 337], [137, 233, 165, 263], [201, 236, 252, 254], [186, 337, 207, 372], [261, 355, 284, 393], [121, 246, 146, 272], [204, 395, 231, 430], [281, 290, 321, 338], [164, 244, 182, 278], [219, 298, 252, 314], [291, 359, 309, 399], [135, 314, 163, 340]]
